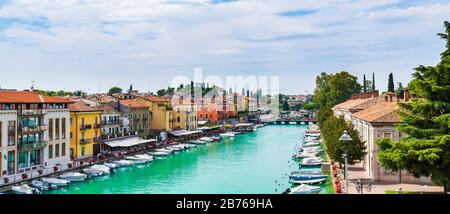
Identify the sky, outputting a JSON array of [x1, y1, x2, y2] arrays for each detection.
[[0, 0, 449, 95]]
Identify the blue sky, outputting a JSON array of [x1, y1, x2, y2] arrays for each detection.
[[0, 0, 449, 94]]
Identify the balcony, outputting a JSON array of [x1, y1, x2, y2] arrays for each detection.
[[18, 109, 45, 116], [100, 120, 123, 126], [18, 124, 48, 134], [93, 124, 101, 129], [80, 138, 93, 145], [17, 141, 48, 151], [93, 137, 100, 143], [80, 124, 92, 130]]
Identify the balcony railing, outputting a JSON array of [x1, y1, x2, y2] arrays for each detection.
[[17, 141, 48, 151], [18, 109, 45, 116], [93, 137, 100, 143], [93, 124, 101, 129], [80, 138, 93, 145], [18, 124, 48, 133], [80, 124, 92, 130], [100, 120, 123, 126]]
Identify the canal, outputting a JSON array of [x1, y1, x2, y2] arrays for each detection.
[[47, 125, 334, 194]]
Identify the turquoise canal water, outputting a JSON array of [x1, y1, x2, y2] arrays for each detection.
[[47, 125, 334, 194]]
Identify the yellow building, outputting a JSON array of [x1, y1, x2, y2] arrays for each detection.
[[68, 102, 102, 160], [143, 96, 173, 132], [173, 102, 198, 131]]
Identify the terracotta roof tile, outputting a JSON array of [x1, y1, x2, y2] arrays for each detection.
[[119, 99, 150, 108], [68, 102, 102, 112], [334, 99, 370, 110], [95, 105, 119, 114], [349, 96, 385, 111], [352, 102, 400, 123], [145, 96, 169, 103], [0, 91, 73, 104]]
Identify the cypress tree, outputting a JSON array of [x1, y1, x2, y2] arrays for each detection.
[[363, 74, 367, 92], [388, 73, 395, 93], [372, 73, 376, 92]]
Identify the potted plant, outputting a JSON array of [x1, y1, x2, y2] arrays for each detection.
[[21, 173, 28, 179], [3, 177, 9, 183], [68, 163, 73, 169], [38, 169, 43, 175], [53, 166, 58, 172]]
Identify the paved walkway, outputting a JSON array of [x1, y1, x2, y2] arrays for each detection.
[[345, 163, 444, 194]]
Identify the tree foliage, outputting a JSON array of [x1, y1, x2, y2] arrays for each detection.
[[321, 115, 367, 165], [108, 87, 122, 95], [313, 71, 361, 109], [377, 21, 450, 193]]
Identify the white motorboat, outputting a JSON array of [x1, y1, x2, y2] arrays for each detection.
[[284, 184, 322, 194], [90, 165, 112, 174], [191, 140, 207, 145], [300, 146, 323, 153], [170, 145, 186, 151], [210, 136, 221, 141], [104, 162, 119, 169], [149, 151, 169, 157], [113, 160, 135, 167], [31, 180, 56, 191], [135, 154, 154, 162], [220, 133, 235, 138], [11, 184, 40, 194], [302, 142, 320, 147], [59, 172, 87, 182], [83, 168, 104, 177], [291, 170, 324, 176], [293, 152, 319, 159], [178, 143, 195, 148], [199, 137, 214, 142], [165, 146, 181, 152], [290, 177, 327, 185], [300, 158, 323, 166], [155, 148, 173, 153], [188, 143, 198, 147], [125, 156, 149, 164], [41, 177, 70, 187]]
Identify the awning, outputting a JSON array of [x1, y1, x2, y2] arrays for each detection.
[[103, 136, 156, 148], [198, 121, 208, 125], [197, 125, 222, 130]]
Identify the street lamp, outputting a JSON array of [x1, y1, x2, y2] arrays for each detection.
[[339, 130, 352, 194]]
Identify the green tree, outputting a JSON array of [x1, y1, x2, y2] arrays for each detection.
[[281, 100, 289, 112], [313, 71, 361, 109], [377, 22, 450, 193], [317, 107, 333, 127], [376, 138, 408, 182], [321, 115, 367, 165], [363, 74, 367, 92], [388, 73, 395, 93], [156, 89, 166, 96], [437, 21, 450, 58], [108, 87, 122, 95], [396, 82, 405, 99], [372, 73, 376, 92]]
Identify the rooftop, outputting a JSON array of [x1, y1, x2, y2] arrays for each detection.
[[352, 101, 401, 123], [119, 98, 151, 108], [0, 91, 73, 104], [68, 102, 102, 112]]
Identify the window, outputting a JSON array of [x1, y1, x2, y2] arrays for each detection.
[[48, 119, 53, 141], [7, 151, 15, 175], [55, 118, 60, 140], [81, 118, 85, 127], [55, 144, 60, 157], [18, 151, 29, 169], [48, 144, 53, 159], [62, 143, 66, 156], [383, 132, 393, 139], [30, 150, 41, 166], [70, 118, 73, 125], [62, 118, 66, 139], [81, 147, 85, 156], [70, 132, 73, 139], [177, 117, 181, 123], [8, 121, 15, 146]]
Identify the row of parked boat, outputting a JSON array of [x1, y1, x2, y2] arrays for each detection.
[[10, 132, 242, 194], [284, 126, 327, 194]]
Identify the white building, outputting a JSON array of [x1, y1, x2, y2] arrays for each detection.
[[332, 91, 432, 184], [96, 105, 123, 137], [0, 91, 72, 183]]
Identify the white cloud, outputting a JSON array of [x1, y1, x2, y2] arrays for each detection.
[[0, 0, 449, 94]]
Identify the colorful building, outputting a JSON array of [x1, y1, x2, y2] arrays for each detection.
[[68, 102, 102, 160], [119, 98, 151, 139], [144, 96, 173, 133], [0, 91, 72, 179]]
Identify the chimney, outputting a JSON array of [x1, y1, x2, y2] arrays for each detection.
[[372, 90, 379, 98], [404, 89, 410, 102], [389, 94, 393, 102]]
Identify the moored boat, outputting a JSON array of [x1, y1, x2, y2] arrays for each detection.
[[284, 184, 322, 194], [90, 164, 112, 174], [41, 177, 70, 187], [113, 160, 135, 167], [148, 151, 169, 157], [11, 184, 40, 194], [59, 172, 87, 182], [155, 148, 173, 153], [290, 177, 327, 185], [191, 140, 207, 145], [199, 137, 214, 142], [31, 180, 56, 191], [135, 154, 154, 162], [300, 157, 323, 166]]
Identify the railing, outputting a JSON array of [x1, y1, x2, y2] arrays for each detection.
[[17, 141, 48, 151], [100, 132, 134, 141], [80, 138, 93, 145], [93, 137, 100, 143], [80, 124, 92, 130], [18, 124, 48, 133], [100, 120, 123, 126], [93, 124, 101, 129], [18, 109, 45, 116]]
